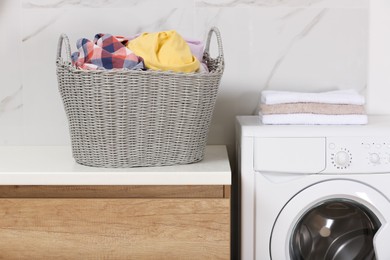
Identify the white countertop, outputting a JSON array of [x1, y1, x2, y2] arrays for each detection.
[[0, 145, 231, 185]]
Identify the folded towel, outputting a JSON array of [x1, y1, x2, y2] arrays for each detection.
[[260, 103, 366, 115], [260, 89, 365, 105], [260, 113, 368, 125]]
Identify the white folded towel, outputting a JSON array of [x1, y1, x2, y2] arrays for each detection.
[[260, 113, 368, 125], [260, 89, 365, 105]]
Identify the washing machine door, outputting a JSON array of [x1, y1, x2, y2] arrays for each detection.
[[270, 180, 390, 260]]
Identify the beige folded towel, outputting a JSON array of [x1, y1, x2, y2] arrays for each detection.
[[260, 103, 366, 115], [260, 113, 368, 125]]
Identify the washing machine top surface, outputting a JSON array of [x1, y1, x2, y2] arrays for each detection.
[[237, 115, 390, 137]]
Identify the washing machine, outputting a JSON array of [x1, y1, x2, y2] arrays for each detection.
[[236, 115, 390, 260]]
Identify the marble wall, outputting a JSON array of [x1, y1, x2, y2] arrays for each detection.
[[1, 0, 369, 153], [367, 0, 390, 114]]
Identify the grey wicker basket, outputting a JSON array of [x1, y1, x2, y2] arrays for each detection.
[[56, 27, 224, 168]]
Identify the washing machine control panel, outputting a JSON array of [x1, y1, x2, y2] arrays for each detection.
[[325, 137, 390, 174]]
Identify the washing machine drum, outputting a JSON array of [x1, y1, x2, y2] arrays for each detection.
[[290, 200, 380, 260]]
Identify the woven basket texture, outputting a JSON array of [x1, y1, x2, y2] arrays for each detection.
[[56, 27, 224, 168]]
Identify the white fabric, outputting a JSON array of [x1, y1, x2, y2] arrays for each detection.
[[260, 89, 365, 105], [260, 113, 368, 125]]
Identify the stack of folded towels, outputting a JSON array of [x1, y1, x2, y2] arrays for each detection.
[[259, 89, 367, 125]]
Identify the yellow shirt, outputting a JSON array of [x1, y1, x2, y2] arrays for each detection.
[[127, 30, 200, 73]]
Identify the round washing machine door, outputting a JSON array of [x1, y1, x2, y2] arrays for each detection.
[[270, 179, 390, 260]]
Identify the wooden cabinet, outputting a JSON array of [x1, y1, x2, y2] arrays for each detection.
[[0, 146, 231, 259]]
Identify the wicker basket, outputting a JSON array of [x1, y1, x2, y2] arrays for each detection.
[[56, 27, 224, 168]]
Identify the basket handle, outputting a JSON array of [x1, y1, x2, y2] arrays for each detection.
[[204, 27, 224, 61], [57, 33, 72, 62]]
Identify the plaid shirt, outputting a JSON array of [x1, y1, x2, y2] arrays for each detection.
[[71, 34, 144, 70]]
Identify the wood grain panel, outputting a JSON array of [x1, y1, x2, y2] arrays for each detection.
[[0, 198, 230, 259], [224, 185, 231, 198], [0, 185, 224, 198]]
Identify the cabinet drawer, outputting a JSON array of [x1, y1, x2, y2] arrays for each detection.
[[0, 198, 230, 259]]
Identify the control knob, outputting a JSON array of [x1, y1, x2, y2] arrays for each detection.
[[369, 153, 380, 164], [334, 151, 350, 167]]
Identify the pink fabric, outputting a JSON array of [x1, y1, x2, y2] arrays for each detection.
[[71, 34, 144, 70]]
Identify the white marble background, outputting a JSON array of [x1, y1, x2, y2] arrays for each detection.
[[1, 0, 369, 153]]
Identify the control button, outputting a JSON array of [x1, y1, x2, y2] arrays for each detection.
[[335, 151, 350, 167], [329, 143, 336, 149], [369, 153, 381, 164]]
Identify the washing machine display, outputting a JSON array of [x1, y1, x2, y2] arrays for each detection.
[[324, 137, 390, 173], [237, 116, 390, 260], [290, 199, 380, 260]]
